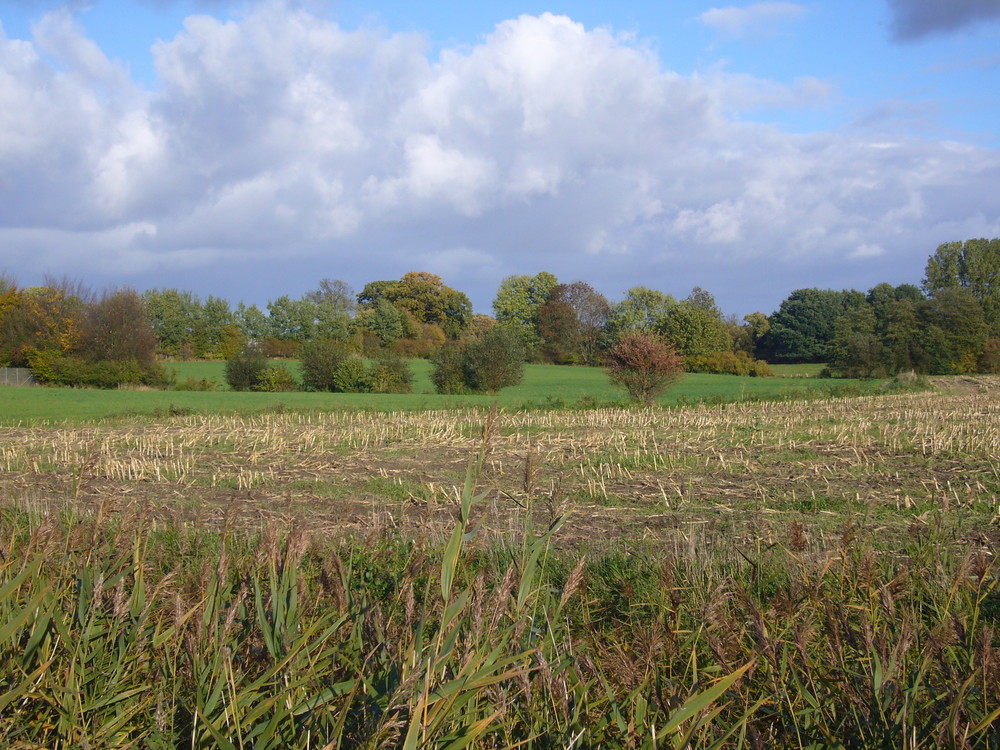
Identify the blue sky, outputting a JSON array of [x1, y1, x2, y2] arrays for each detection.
[[1, 0, 999, 315]]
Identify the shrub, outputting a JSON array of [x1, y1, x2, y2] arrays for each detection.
[[261, 337, 300, 359], [685, 351, 773, 377], [605, 332, 684, 405], [225, 345, 268, 391], [256, 364, 299, 392], [465, 325, 525, 393], [979, 338, 1000, 374], [28, 349, 171, 388], [300, 338, 349, 392], [332, 354, 372, 393], [174, 377, 219, 392], [369, 353, 413, 394], [431, 327, 525, 395], [431, 342, 472, 395]]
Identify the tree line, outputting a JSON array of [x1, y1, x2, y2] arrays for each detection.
[[1, 238, 998, 391]]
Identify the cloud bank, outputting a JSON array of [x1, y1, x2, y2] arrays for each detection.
[[1, 3, 999, 313], [887, 0, 1000, 41]]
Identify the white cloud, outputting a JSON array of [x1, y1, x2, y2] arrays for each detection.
[[699, 2, 806, 39], [0, 3, 998, 314]]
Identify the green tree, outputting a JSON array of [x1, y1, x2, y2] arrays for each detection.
[[299, 338, 350, 392], [431, 326, 525, 394], [235, 302, 270, 343], [143, 289, 201, 357], [828, 307, 885, 378], [923, 238, 1000, 334], [225, 344, 268, 391], [359, 272, 471, 339], [492, 272, 559, 356], [266, 295, 317, 343], [766, 288, 867, 363], [656, 288, 731, 357], [196, 295, 235, 357], [604, 287, 677, 341]]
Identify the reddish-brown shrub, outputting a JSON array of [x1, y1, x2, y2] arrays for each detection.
[[605, 332, 684, 404]]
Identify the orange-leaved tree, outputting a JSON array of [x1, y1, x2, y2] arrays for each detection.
[[605, 331, 684, 405]]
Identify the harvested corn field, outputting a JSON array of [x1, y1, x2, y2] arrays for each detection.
[[0, 384, 998, 747]]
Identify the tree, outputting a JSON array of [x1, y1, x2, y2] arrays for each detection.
[[235, 303, 270, 343], [828, 307, 885, 378], [464, 325, 526, 393], [604, 287, 677, 341], [766, 288, 867, 363], [656, 288, 731, 357], [431, 325, 526, 394], [536, 281, 611, 364], [605, 332, 684, 405], [197, 295, 235, 357], [306, 278, 356, 317], [81, 288, 159, 369], [266, 295, 317, 343], [143, 289, 201, 357], [923, 238, 1000, 335], [226, 345, 268, 391], [359, 272, 471, 340], [492, 272, 559, 356], [299, 338, 350, 392], [917, 287, 988, 373]]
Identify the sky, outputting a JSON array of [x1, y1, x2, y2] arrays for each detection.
[[1, 0, 999, 316]]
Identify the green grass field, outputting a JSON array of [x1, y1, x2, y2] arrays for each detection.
[[0, 359, 882, 424], [769, 362, 826, 377]]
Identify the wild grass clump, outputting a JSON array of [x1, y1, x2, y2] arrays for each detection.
[[1, 478, 998, 747]]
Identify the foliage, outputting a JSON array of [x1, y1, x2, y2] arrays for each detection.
[[256, 363, 299, 392], [332, 354, 373, 393], [536, 281, 610, 364], [430, 342, 472, 395], [765, 288, 868, 363], [605, 331, 685, 404], [464, 325, 526, 393], [81, 289, 159, 368], [360, 272, 472, 339], [491, 272, 559, 356], [603, 286, 677, 341], [368, 353, 413, 394], [392, 321, 446, 358], [686, 350, 773, 376], [432, 326, 526, 394], [299, 338, 350, 392], [924, 237, 1000, 334], [225, 345, 269, 391], [261, 337, 300, 359], [655, 288, 732, 357]]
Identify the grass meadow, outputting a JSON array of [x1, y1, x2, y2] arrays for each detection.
[[0, 368, 997, 747], [0, 359, 878, 424]]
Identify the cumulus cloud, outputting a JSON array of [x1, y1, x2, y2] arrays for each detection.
[[699, 2, 806, 39], [887, 0, 1000, 41], [1, 3, 999, 314]]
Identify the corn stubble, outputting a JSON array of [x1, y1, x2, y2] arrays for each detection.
[[0, 390, 998, 747]]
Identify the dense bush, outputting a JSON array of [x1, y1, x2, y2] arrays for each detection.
[[605, 332, 684, 404], [431, 326, 525, 394], [28, 349, 171, 388], [257, 363, 299, 392], [369, 353, 413, 394], [301, 338, 412, 393], [685, 350, 773, 376], [300, 338, 350, 392], [332, 354, 372, 393], [225, 345, 268, 391], [431, 342, 472, 395]]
